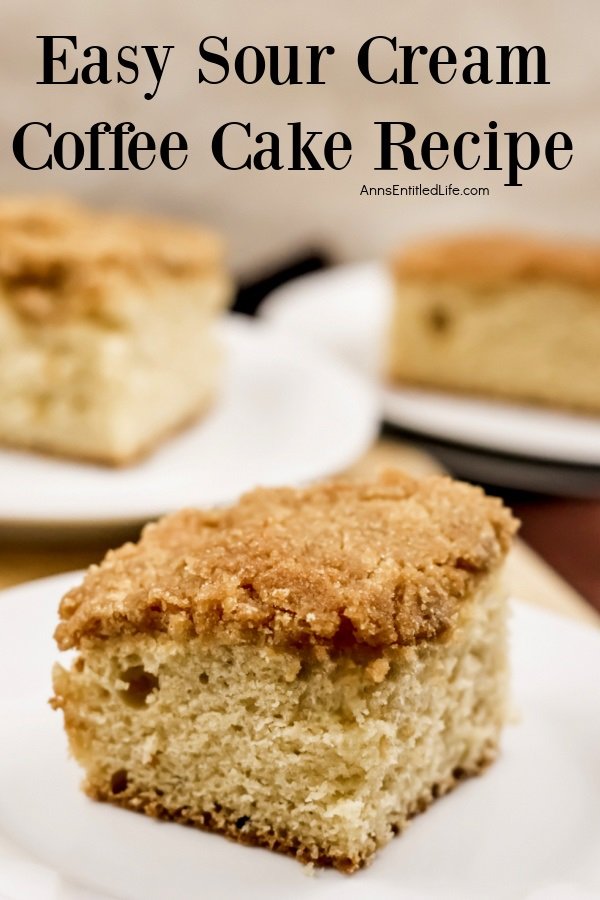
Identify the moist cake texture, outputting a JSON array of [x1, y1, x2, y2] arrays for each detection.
[[0, 196, 230, 464], [388, 232, 600, 413], [53, 471, 517, 872]]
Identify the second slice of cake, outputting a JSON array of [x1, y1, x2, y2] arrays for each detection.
[[52, 470, 517, 871], [0, 197, 230, 465]]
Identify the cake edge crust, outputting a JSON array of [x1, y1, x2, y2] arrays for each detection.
[[55, 473, 517, 653], [83, 745, 498, 874], [390, 232, 600, 289]]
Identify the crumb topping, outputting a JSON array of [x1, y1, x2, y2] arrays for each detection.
[[0, 196, 224, 322], [55, 471, 517, 652], [392, 232, 600, 289]]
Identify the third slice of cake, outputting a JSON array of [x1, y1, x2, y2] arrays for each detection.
[[53, 470, 517, 871], [388, 233, 600, 413]]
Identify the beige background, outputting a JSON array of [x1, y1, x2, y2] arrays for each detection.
[[2, 0, 599, 277]]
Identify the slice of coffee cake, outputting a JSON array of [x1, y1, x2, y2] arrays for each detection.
[[388, 232, 600, 413], [0, 197, 230, 465], [52, 471, 517, 872]]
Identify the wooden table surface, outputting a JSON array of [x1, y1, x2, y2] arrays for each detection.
[[1, 439, 599, 629]]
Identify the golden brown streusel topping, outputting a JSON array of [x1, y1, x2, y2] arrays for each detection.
[[55, 470, 517, 652], [0, 196, 224, 322], [392, 232, 600, 289]]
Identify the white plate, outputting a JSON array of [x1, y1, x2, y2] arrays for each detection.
[[0, 316, 378, 529], [0, 573, 599, 900], [261, 264, 600, 466]]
